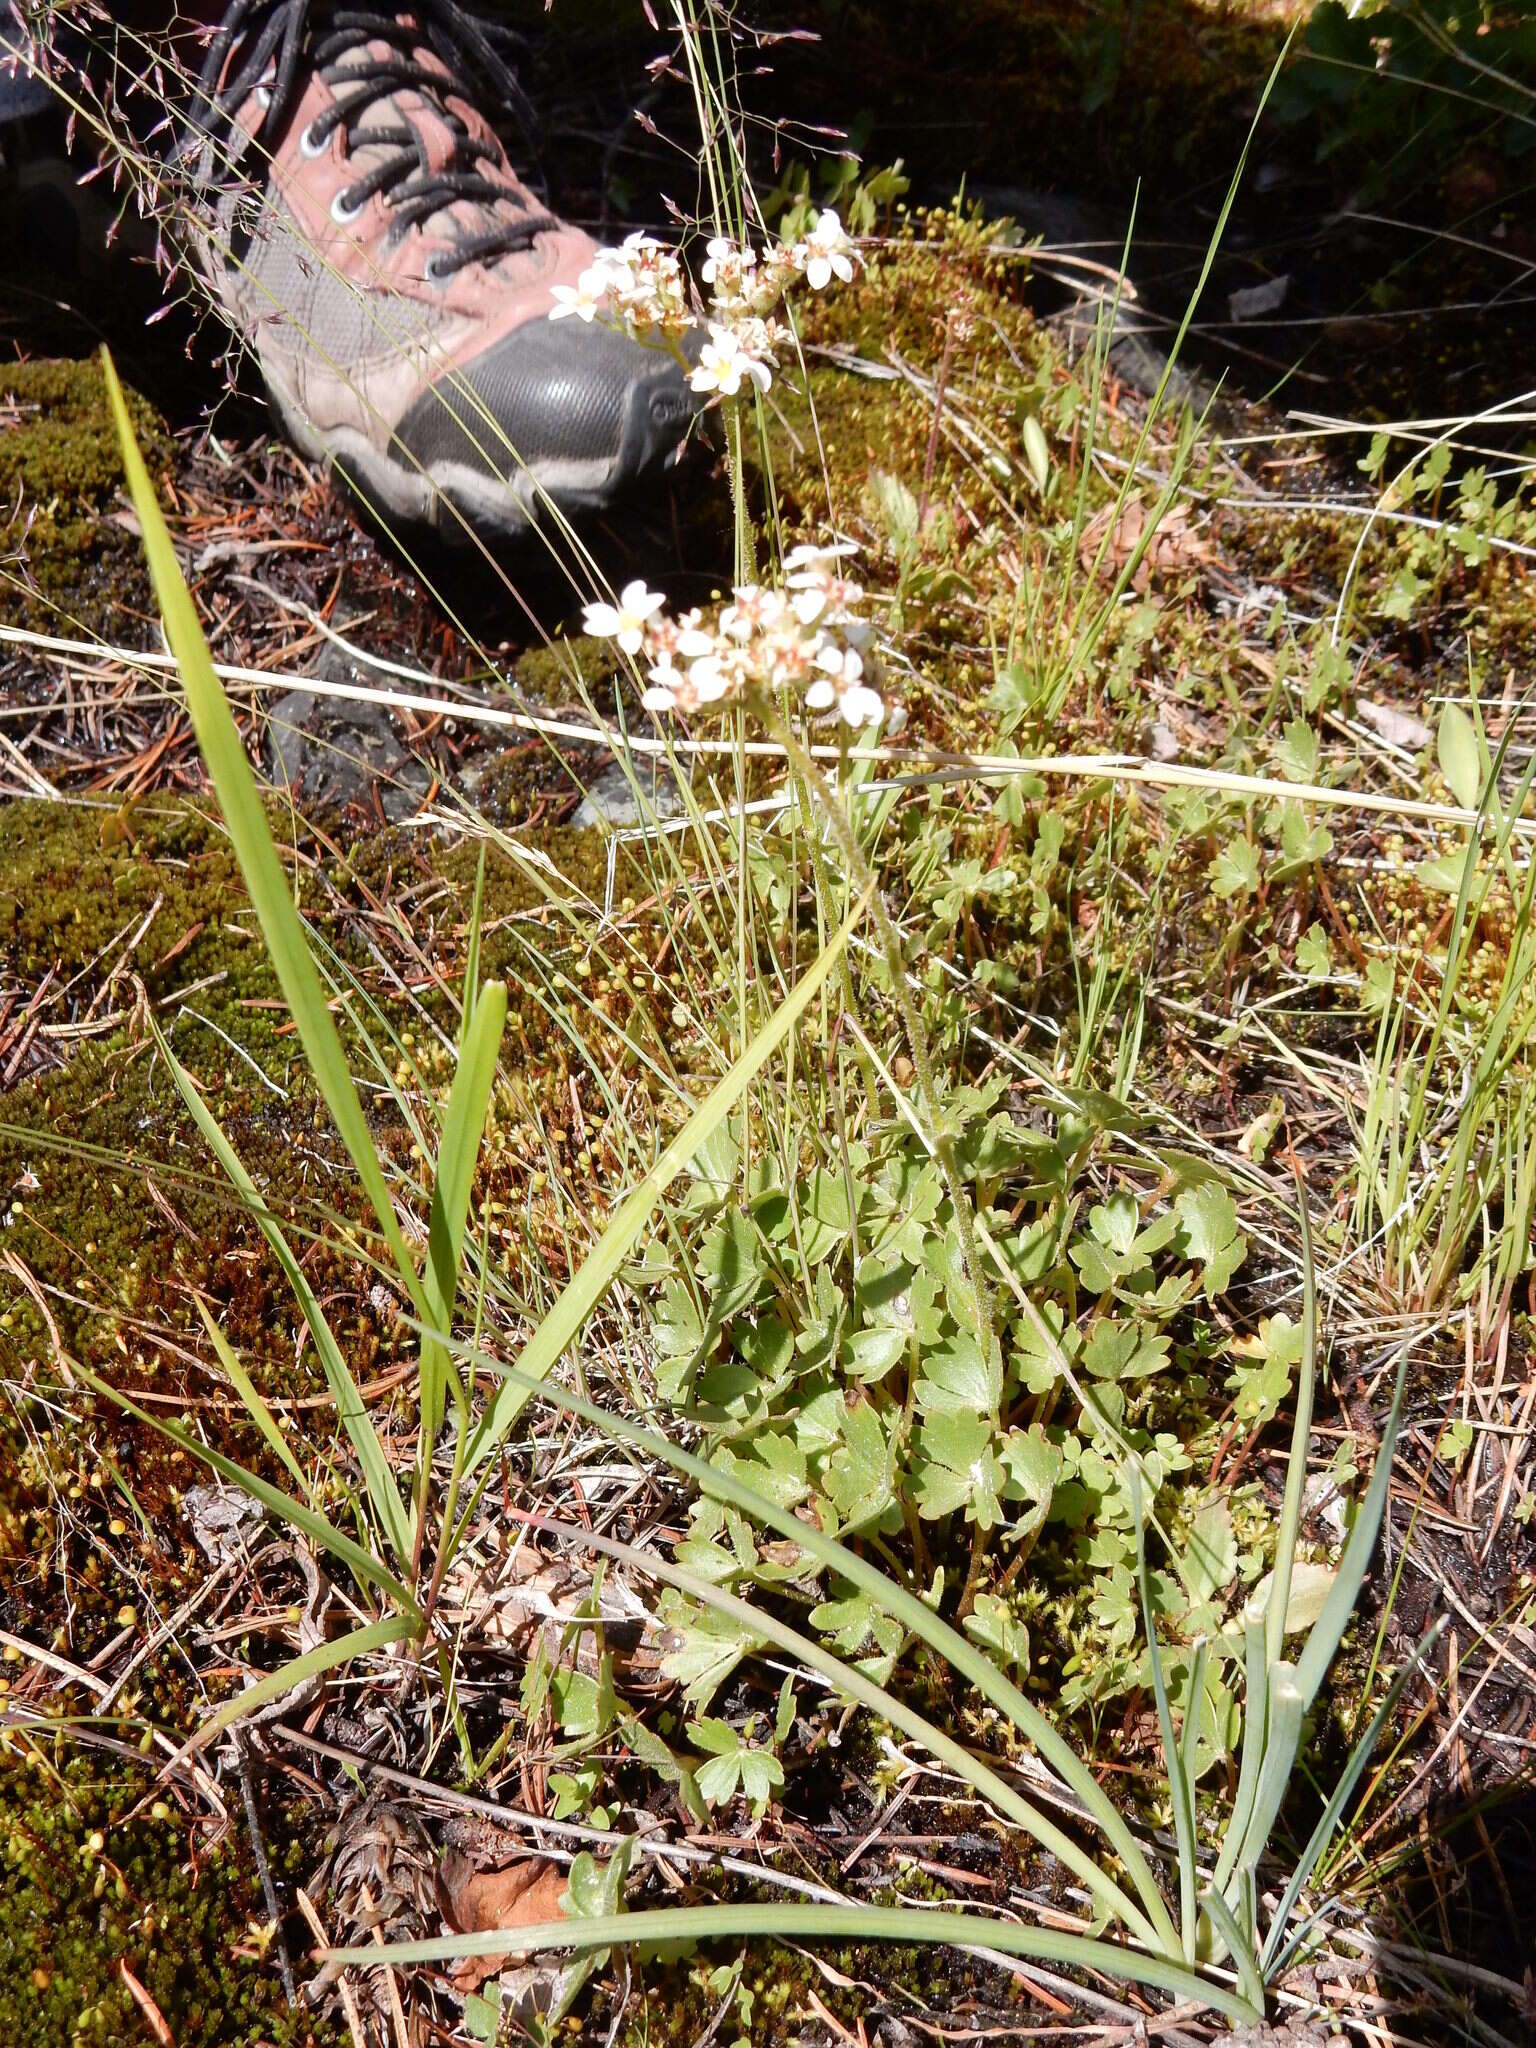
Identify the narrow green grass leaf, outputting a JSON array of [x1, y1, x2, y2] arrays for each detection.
[[1211, 1600, 1268, 1904], [1266, 1176, 1318, 1669], [329, 1904, 1257, 2025], [101, 346, 428, 1322], [193, 1295, 311, 1501], [1234, 1668, 1304, 1881], [463, 884, 873, 1470], [72, 1359, 414, 1609], [1291, 1355, 1407, 1715], [1262, 1617, 1447, 1979], [1198, 1886, 1264, 2012], [173, 1615, 415, 1765], [154, 1020, 413, 1569], [1134, 1473, 1198, 1964], [420, 980, 507, 1451], [460, 846, 486, 1043]]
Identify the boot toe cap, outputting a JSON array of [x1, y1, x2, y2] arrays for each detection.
[[396, 314, 700, 516]]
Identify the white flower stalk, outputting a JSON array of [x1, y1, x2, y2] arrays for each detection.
[[550, 210, 861, 405], [583, 544, 888, 729]]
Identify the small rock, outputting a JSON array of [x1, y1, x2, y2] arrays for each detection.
[[1229, 274, 1291, 323], [1148, 720, 1181, 762], [183, 1482, 264, 1563], [572, 754, 687, 831], [266, 617, 435, 821]]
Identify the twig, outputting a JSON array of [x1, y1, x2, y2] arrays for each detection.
[[233, 1733, 298, 2007], [917, 311, 959, 530]]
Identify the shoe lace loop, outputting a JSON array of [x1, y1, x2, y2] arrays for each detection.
[[186, 0, 555, 274]]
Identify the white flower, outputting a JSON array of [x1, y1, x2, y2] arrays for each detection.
[[837, 683, 885, 727], [582, 579, 665, 656], [807, 642, 884, 727], [761, 623, 822, 692], [549, 264, 611, 322], [642, 655, 683, 713], [689, 322, 774, 399], [798, 209, 857, 291], [791, 576, 863, 627], [749, 240, 801, 313], [720, 584, 788, 641], [784, 540, 860, 573], [602, 535, 886, 727], [687, 650, 736, 704], [702, 235, 757, 285], [816, 643, 864, 686], [647, 606, 715, 664], [572, 234, 694, 336], [785, 541, 864, 625]]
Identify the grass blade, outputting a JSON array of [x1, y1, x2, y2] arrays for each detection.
[[155, 1020, 413, 1570], [193, 1294, 312, 1502], [72, 1359, 415, 1609], [328, 1903, 1257, 2025], [1291, 1355, 1408, 1714], [1267, 1174, 1318, 1670], [171, 1615, 415, 1766], [420, 979, 507, 1452], [1261, 1616, 1447, 1978], [1233, 1666, 1304, 1883], [1211, 1598, 1269, 1906], [460, 846, 486, 1042], [102, 345, 428, 1320], [463, 883, 874, 1470], [1134, 1472, 1198, 1964], [1198, 1885, 1263, 2012]]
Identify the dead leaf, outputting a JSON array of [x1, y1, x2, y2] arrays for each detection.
[[439, 1847, 565, 1991], [439, 1536, 670, 1687], [182, 1482, 265, 1563], [1079, 498, 1214, 592], [1355, 698, 1431, 752]]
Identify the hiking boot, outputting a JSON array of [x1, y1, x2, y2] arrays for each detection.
[[181, 0, 698, 537]]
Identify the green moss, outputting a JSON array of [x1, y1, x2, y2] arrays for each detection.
[[0, 358, 172, 640], [0, 1741, 336, 2047], [0, 787, 696, 1639]]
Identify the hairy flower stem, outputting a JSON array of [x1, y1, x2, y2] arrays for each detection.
[[774, 715, 995, 1367]]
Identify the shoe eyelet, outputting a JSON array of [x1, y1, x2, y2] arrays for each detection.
[[299, 120, 328, 159], [330, 187, 367, 226]]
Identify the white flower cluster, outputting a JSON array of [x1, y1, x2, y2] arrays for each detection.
[[582, 543, 887, 728], [551, 209, 858, 402]]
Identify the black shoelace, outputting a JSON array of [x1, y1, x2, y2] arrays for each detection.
[[184, 0, 554, 275]]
